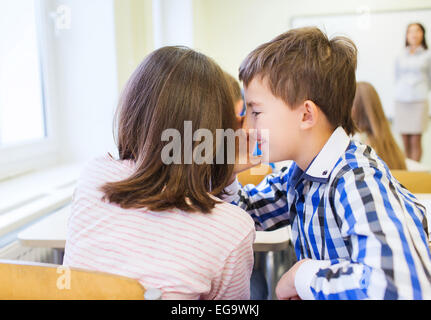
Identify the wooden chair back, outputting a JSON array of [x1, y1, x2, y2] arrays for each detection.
[[391, 170, 431, 194], [237, 164, 273, 186], [0, 259, 160, 300]]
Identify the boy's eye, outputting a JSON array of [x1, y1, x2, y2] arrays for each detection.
[[252, 112, 261, 117]]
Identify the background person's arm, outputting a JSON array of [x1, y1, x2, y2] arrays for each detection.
[[427, 51, 431, 90], [395, 54, 401, 84]]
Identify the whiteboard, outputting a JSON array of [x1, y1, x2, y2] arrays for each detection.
[[291, 9, 431, 118]]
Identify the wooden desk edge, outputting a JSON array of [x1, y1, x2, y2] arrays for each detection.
[[18, 238, 66, 249]]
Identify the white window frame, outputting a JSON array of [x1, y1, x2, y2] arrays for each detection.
[[0, 0, 60, 181]]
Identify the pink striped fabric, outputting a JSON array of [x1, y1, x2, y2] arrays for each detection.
[[63, 155, 255, 300]]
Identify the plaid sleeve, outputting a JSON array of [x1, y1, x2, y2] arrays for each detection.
[[302, 166, 431, 299], [222, 165, 295, 231]]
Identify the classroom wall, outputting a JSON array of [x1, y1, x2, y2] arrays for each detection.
[[114, 0, 154, 91], [114, 0, 194, 91], [192, 0, 431, 80], [111, 0, 431, 168], [49, 0, 119, 163], [113, 0, 431, 86], [191, 0, 431, 168], [153, 0, 194, 49]]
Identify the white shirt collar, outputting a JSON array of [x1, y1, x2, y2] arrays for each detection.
[[304, 126, 351, 181], [406, 46, 426, 55]]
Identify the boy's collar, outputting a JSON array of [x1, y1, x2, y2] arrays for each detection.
[[303, 126, 350, 183]]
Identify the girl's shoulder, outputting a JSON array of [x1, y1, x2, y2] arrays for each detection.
[[74, 154, 136, 197], [217, 198, 255, 218], [209, 199, 256, 235], [80, 154, 135, 181]]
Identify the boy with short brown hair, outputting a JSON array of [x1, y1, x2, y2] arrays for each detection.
[[224, 27, 431, 300]]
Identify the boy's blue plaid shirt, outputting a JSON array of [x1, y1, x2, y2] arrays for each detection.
[[223, 127, 431, 299]]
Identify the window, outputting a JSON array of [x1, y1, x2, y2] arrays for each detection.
[[0, 0, 46, 146], [0, 0, 57, 180]]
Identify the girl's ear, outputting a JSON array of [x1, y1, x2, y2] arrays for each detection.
[[299, 100, 319, 130]]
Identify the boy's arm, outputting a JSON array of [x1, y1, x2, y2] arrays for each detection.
[[294, 166, 431, 300], [221, 165, 295, 231]]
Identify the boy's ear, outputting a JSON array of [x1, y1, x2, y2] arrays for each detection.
[[299, 100, 319, 130]]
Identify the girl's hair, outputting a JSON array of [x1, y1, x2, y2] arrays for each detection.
[[405, 22, 428, 49], [352, 82, 407, 170], [100, 46, 238, 213], [224, 72, 242, 102]]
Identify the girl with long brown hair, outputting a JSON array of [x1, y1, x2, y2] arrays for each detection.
[[352, 81, 407, 170], [63, 46, 255, 299]]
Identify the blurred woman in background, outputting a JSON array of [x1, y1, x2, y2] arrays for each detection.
[[394, 22, 431, 162]]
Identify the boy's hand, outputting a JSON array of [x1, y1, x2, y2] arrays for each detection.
[[275, 259, 310, 300]]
